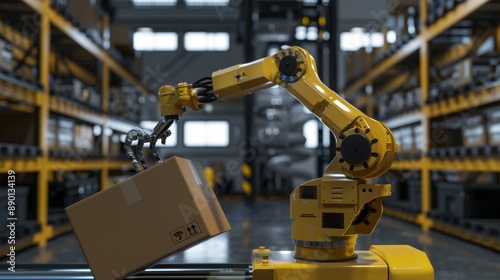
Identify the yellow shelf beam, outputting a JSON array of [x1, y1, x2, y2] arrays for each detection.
[[48, 159, 105, 171], [49, 96, 104, 125], [419, 29, 432, 231], [108, 160, 133, 170], [384, 210, 500, 251], [36, 0, 51, 248], [383, 110, 422, 129], [0, 157, 133, 172], [432, 221, 500, 252], [0, 157, 41, 173], [352, 94, 369, 109], [48, 224, 73, 239], [345, 0, 499, 250], [49, 96, 138, 133], [22, 0, 147, 94], [0, 21, 38, 69], [427, 83, 500, 118], [343, 0, 491, 95], [375, 70, 416, 95], [0, 235, 36, 256], [33, 224, 73, 246], [433, 40, 472, 69], [50, 53, 99, 86], [391, 158, 423, 170], [0, 19, 100, 88], [431, 28, 493, 70], [430, 157, 500, 172], [344, 38, 421, 95], [422, 0, 491, 42], [383, 207, 420, 225], [0, 157, 132, 173], [369, 38, 421, 85], [0, 0, 141, 252], [0, 79, 42, 106]]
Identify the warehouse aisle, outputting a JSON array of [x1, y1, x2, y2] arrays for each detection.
[[13, 199, 500, 279]]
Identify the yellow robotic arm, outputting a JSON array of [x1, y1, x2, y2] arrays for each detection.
[[154, 46, 399, 261], [214, 47, 397, 179], [147, 46, 432, 279], [159, 46, 397, 179]]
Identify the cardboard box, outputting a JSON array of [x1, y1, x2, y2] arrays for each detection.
[[67, 0, 100, 31], [462, 115, 486, 147], [66, 156, 230, 280], [430, 122, 463, 148], [487, 110, 500, 145], [74, 124, 94, 152], [452, 58, 472, 89], [58, 117, 74, 149], [48, 117, 58, 149], [108, 134, 122, 157], [413, 124, 424, 152], [0, 38, 13, 72], [400, 126, 414, 152]]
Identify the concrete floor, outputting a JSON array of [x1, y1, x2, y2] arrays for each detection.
[[11, 199, 500, 279]]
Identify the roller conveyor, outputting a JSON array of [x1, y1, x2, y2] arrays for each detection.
[[0, 263, 252, 280]]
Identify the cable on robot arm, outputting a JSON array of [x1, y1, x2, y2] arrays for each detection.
[[192, 77, 218, 103]]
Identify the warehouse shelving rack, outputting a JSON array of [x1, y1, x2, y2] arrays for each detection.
[[342, 0, 500, 251], [0, 0, 144, 254]]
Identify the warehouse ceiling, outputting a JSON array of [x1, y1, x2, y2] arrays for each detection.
[[106, 0, 387, 31], [103, 0, 386, 90], [108, 0, 241, 30], [104, 0, 386, 60]]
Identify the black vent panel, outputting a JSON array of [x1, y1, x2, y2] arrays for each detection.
[[300, 186, 317, 199], [322, 212, 344, 229]]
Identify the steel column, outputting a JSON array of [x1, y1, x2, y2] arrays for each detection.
[[243, 0, 256, 205], [36, 0, 50, 248]]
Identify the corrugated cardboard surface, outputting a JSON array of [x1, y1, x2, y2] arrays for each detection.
[[66, 157, 231, 280]]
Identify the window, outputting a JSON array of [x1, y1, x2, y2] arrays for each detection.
[[303, 120, 331, 148], [133, 30, 178, 51], [297, 1, 330, 6], [300, 0, 318, 5], [131, 0, 177, 6], [303, 119, 318, 148], [184, 32, 230, 51], [386, 30, 397, 44], [185, 0, 229, 6], [184, 121, 230, 147], [120, 121, 178, 147], [295, 26, 329, 41], [340, 29, 384, 51]]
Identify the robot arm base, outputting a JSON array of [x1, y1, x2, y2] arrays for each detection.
[[251, 246, 433, 280]]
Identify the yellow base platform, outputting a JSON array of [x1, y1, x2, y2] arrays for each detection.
[[252, 245, 434, 280]]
